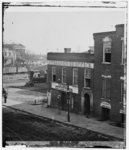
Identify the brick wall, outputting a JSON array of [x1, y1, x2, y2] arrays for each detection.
[[47, 61, 94, 114], [93, 24, 124, 122]]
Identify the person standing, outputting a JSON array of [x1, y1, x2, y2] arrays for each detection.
[[47, 91, 51, 107]]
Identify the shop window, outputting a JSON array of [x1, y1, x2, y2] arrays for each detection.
[[102, 78, 111, 99], [84, 68, 91, 88], [103, 37, 112, 63], [52, 67, 56, 82], [62, 67, 67, 84], [73, 68, 78, 86]]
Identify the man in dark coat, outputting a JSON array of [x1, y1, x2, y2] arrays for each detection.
[[2, 88, 7, 103]]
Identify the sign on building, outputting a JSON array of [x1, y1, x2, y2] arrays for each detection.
[[51, 82, 78, 94]]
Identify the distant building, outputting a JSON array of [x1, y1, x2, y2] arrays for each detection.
[[3, 47, 17, 66], [3, 43, 27, 74], [47, 49, 94, 114], [3, 43, 26, 66], [13, 44, 26, 60], [93, 24, 126, 124]]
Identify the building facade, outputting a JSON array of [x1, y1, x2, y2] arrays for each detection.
[[47, 50, 94, 114], [3, 47, 16, 66], [47, 24, 126, 124], [3, 43, 26, 66], [93, 24, 126, 124], [3, 43, 27, 74]]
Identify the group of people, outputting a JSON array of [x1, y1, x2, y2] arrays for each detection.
[[2, 88, 8, 103]]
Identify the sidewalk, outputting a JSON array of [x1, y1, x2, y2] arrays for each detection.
[[2, 99, 125, 140]]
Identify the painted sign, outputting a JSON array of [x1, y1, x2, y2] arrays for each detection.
[[51, 82, 78, 94], [48, 60, 94, 68], [69, 85, 78, 94], [52, 82, 68, 92], [100, 101, 111, 109]]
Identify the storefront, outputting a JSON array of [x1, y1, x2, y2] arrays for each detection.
[[51, 82, 79, 111]]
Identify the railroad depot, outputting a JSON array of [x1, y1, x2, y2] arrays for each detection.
[[47, 50, 94, 114], [47, 24, 126, 124]]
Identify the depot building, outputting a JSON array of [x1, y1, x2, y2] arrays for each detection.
[[47, 24, 126, 125], [47, 48, 94, 114]]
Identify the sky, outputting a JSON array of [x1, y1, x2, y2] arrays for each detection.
[[3, 5, 126, 55]]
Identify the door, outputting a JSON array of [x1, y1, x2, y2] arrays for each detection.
[[61, 92, 67, 110], [84, 94, 90, 115], [102, 107, 110, 120]]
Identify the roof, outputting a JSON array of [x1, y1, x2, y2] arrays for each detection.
[[93, 31, 115, 37]]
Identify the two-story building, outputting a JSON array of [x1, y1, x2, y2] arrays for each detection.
[[47, 49, 94, 115], [93, 24, 126, 124], [47, 24, 126, 125]]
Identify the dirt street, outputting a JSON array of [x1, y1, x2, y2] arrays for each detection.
[[3, 107, 119, 141]]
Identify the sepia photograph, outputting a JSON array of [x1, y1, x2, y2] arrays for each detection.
[[2, 0, 127, 148]]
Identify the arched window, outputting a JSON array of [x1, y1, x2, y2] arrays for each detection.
[[103, 37, 112, 63], [84, 68, 91, 88], [52, 67, 56, 82]]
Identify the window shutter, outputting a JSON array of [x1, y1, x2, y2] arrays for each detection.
[[106, 79, 111, 99], [102, 78, 106, 98]]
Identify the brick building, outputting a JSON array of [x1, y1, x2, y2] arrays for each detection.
[[93, 24, 126, 124], [47, 49, 94, 114], [47, 24, 126, 124]]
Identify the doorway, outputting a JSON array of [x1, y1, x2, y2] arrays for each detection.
[[121, 113, 125, 124], [61, 92, 67, 110], [84, 93, 90, 115], [101, 107, 110, 121]]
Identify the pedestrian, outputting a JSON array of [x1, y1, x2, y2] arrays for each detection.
[[57, 94, 61, 114], [85, 108, 90, 118], [86, 112, 89, 118], [47, 91, 51, 107], [3, 88, 8, 103]]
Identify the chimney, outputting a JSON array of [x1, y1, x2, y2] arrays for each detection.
[[88, 46, 94, 54], [115, 24, 124, 36], [64, 48, 71, 53]]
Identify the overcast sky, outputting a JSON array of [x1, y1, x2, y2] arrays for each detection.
[[3, 6, 126, 54]]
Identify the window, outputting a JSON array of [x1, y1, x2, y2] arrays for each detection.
[[121, 80, 126, 105], [84, 68, 91, 88], [102, 78, 111, 99], [73, 68, 78, 86], [121, 37, 126, 64], [62, 67, 67, 84], [52, 67, 56, 82], [121, 81, 124, 102], [103, 37, 112, 63]]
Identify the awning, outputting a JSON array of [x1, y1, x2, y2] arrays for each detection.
[[100, 102, 111, 109]]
